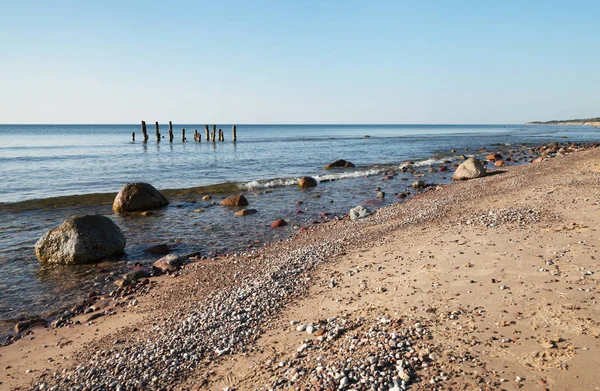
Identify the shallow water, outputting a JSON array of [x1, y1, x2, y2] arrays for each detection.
[[0, 124, 598, 334]]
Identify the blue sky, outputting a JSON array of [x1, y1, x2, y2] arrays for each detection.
[[0, 0, 598, 124]]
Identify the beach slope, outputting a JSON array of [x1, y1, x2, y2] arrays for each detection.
[[2, 147, 600, 391]]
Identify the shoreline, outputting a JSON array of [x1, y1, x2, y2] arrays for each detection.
[[1, 141, 587, 339], [2, 145, 600, 390]]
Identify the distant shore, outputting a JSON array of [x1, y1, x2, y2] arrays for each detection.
[[526, 117, 600, 127], [2, 143, 600, 390]]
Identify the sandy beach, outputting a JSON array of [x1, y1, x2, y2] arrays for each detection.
[[2, 146, 600, 391]]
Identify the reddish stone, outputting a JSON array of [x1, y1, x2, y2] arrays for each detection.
[[486, 153, 502, 161], [439, 166, 448, 172], [494, 160, 506, 167], [220, 194, 249, 206], [270, 219, 287, 228]]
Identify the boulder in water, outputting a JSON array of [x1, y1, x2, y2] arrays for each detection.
[[324, 159, 355, 169], [452, 158, 487, 180], [35, 215, 126, 264], [112, 182, 169, 213], [298, 176, 318, 188], [349, 205, 371, 221], [220, 194, 249, 206]]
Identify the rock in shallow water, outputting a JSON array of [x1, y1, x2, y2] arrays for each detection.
[[235, 208, 258, 216], [35, 215, 126, 264], [112, 182, 169, 213], [220, 194, 249, 206], [298, 176, 318, 188], [323, 159, 355, 169]]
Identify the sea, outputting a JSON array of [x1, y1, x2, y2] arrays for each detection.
[[0, 123, 598, 336]]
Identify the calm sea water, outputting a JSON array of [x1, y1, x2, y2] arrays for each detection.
[[0, 124, 598, 335]]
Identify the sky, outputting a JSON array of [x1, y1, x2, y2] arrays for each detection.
[[0, 0, 599, 124]]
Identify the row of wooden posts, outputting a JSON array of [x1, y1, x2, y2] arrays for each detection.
[[134, 121, 237, 143]]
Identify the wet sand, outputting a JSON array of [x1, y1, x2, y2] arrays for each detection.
[[2, 146, 600, 390]]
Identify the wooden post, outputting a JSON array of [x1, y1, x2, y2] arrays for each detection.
[[218, 129, 223, 141], [182, 129, 186, 142], [204, 125, 209, 142], [169, 121, 173, 134], [232, 125, 237, 142], [193, 129, 199, 142], [211, 125, 216, 142], [141, 121, 148, 142], [155, 122, 161, 143], [132, 132, 135, 142], [168, 126, 174, 143]]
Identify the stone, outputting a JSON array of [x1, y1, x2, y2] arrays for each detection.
[[112, 183, 169, 213], [235, 209, 258, 216], [486, 153, 502, 161], [152, 254, 183, 274], [298, 176, 318, 188], [452, 157, 487, 180], [323, 159, 355, 169], [270, 219, 287, 228], [15, 318, 44, 333], [202, 195, 211, 200], [532, 156, 545, 163], [494, 160, 506, 167], [220, 195, 249, 206], [412, 179, 426, 189], [145, 244, 170, 255], [123, 269, 149, 286], [349, 205, 370, 221], [35, 215, 126, 264]]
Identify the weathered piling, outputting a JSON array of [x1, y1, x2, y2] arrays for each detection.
[[193, 129, 200, 142], [182, 129, 186, 142], [232, 125, 237, 142], [211, 125, 216, 142], [204, 125, 209, 142], [141, 121, 148, 142], [155, 122, 161, 142], [218, 129, 224, 141], [132, 132, 135, 142]]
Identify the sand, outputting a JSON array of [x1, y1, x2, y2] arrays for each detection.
[[2, 147, 600, 390]]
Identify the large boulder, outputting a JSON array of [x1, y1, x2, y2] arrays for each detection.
[[452, 158, 487, 180], [35, 215, 126, 264], [112, 183, 169, 213], [324, 159, 355, 170], [298, 176, 318, 188], [220, 194, 249, 206]]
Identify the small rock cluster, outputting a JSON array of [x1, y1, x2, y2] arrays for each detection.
[[462, 208, 541, 228]]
